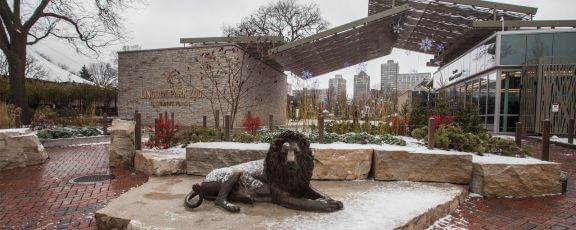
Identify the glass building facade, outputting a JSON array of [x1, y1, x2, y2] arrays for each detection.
[[433, 29, 576, 133]]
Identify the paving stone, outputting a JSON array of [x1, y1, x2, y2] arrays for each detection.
[[0, 144, 147, 229]]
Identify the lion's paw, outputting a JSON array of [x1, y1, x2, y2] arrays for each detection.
[[216, 201, 241, 213], [317, 199, 344, 212]]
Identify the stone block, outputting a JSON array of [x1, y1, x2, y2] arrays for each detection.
[[311, 148, 373, 180], [0, 129, 48, 171], [373, 150, 473, 184], [470, 162, 561, 197], [186, 144, 268, 176], [109, 119, 135, 168], [134, 150, 186, 176]]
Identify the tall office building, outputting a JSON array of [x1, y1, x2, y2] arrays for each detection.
[[353, 71, 371, 105], [380, 60, 399, 99], [328, 74, 347, 111], [396, 72, 431, 95]]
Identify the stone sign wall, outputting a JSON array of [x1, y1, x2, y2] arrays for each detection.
[[118, 45, 287, 127]]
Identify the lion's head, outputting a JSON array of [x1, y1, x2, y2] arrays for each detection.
[[264, 130, 314, 197]]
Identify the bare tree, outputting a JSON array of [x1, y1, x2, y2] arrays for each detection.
[[0, 0, 138, 121], [87, 62, 117, 88], [222, 0, 329, 42], [1, 54, 46, 80], [195, 46, 270, 128]]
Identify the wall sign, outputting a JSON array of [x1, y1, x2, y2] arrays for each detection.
[[139, 69, 204, 107], [552, 103, 560, 113]]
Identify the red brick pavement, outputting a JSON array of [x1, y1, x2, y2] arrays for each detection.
[[0, 144, 148, 229], [433, 139, 576, 230]]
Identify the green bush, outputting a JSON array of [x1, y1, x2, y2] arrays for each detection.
[[411, 125, 529, 157], [234, 132, 257, 143], [35, 127, 102, 140], [308, 131, 406, 146], [174, 128, 224, 144], [411, 126, 427, 139]]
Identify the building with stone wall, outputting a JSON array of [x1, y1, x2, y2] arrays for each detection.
[[118, 44, 287, 127]]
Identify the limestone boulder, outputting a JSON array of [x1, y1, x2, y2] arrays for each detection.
[[373, 150, 473, 184], [109, 119, 136, 168], [0, 128, 48, 171], [135, 150, 186, 176], [311, 148, 373, 180], [186, 143, 268, 176], [471, 162, 561, 197]]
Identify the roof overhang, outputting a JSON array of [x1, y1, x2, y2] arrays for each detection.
[[368, 0, 536, 67], [180, 36, 286, 70], [268, 5, 410, 77]]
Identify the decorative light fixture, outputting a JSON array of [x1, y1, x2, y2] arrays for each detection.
[[302, 70, 313, 80], [343, 61, 350, 68], [357, 62, 368, 73], [435, 43, 445, 53], [393, 23, 403, 34], [419, 38, 434, 52]]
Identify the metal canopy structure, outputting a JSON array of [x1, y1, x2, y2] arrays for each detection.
[[180, 1, 576, 78], [367, 0, 537, 67], [268, 5, 410, 77]]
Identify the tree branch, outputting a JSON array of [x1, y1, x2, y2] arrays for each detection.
[[26, 21, 55, 45], [0, 0, 17, 35], [41, 12, 96, 51], [0, 18, 9, 53], [13, 0, 20, 25], [22, 0, 50, 33]]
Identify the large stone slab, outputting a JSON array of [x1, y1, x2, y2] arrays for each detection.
[[471, 154, 561, 197], [95, 176, 467, 230], [186, 143, 268, 176], [311, 147, 373, 180], [373, 150, 473, 184], [0, 128, 48, 171], [134, 150, 186, 176], [109, 119, 135, 168]]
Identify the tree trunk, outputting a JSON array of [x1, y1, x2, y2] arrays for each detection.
[[7, 37, 29, 123]]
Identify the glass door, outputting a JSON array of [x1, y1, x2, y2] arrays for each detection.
[[499, 70, 522, 132]]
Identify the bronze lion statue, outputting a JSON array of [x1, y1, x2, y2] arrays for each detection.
[[184, 130, 343, 213]]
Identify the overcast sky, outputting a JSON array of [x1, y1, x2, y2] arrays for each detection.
[[31, 0, 576, 96]]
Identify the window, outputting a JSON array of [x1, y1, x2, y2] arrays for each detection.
[[501, 35, 527, 65], [526, 33, 553, 62], [553, 32, 576, 58]]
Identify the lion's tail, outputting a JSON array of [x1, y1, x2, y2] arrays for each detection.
[[184, 184, 204, 209]]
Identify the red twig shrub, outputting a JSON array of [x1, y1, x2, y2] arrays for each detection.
[[146, 114, 179, 149], [243, 114, 261, 134], [431, 115, 455, 129]]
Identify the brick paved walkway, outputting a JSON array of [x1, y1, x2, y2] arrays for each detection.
[[0, 144, 148, 229], [432, 139, 576, 230], [2, 140, 576, 229]]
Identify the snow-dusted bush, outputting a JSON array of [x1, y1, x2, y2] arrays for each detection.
[[36, 127, 102, 139]]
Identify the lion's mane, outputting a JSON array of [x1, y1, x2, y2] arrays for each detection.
[[264, 130, 314, 197]]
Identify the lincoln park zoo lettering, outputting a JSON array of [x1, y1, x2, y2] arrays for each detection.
[[141, 88, 203, 107]]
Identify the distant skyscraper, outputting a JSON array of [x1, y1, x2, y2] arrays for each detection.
[[380, 60, 399, 99], [396, 72, 431, 94], [353, 71, 370, 105], [328, 74, 347, 112]]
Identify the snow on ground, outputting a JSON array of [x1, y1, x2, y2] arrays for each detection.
[[0, 128, 30, 134], [186, 135, 553, 165], [265, 181, 463, 230], [187, 142, 270, 150], [426, 214, 469, 230], [551, 136, 572, 145], [473, 153, 556, 165]]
